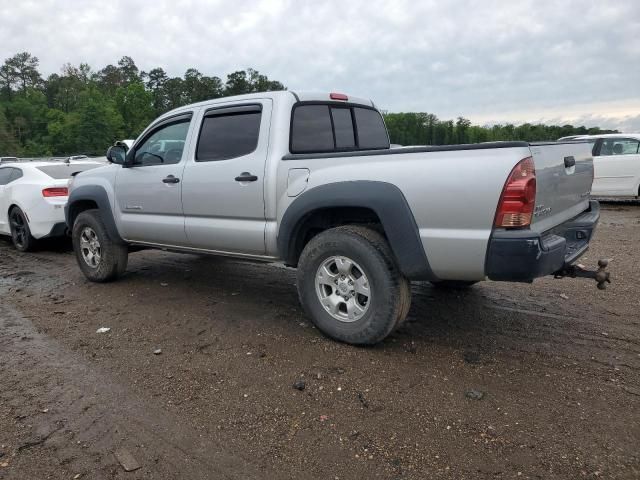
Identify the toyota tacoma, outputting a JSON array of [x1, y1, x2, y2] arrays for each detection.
[[65, 91, 607, 344]]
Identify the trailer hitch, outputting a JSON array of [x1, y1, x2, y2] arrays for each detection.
[[554, 259, 611, 290]]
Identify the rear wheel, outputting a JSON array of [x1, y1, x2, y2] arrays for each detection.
[[9, 207, 36, 252], [72, 209, 128, 282], [297, 226, 411, 345]]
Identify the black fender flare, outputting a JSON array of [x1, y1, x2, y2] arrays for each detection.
[[65, 185, 125, 244], [277, 181, 435, 280]]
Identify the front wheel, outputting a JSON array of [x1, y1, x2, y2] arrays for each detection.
[[296, 226, 411, 345], [9, 207, 37, 252], [72, 209, 128, 282]]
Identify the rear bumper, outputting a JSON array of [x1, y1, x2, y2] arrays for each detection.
[[485, 200, 600, 282]]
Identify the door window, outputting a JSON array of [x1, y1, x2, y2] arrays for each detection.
[[196, 110, 262, 162], [133, 119, 191, 166], [599, 138, 640, 156]]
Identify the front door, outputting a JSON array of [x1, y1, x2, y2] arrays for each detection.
[[114, 113, 194, 246], [181, 101, 271, 255]]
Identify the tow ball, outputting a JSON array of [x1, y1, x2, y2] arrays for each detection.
[[554, 259, 611, 290]]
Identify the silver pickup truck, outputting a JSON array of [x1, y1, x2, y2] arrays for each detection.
[[65, 91, 607, 344]]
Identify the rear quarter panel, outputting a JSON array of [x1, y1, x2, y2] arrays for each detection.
[[275, 146, 532, 280], [3, 172, 67, 238]]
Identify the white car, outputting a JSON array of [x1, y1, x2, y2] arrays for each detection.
[[0, 159, 103, 251], [559, 134, 640, 198]]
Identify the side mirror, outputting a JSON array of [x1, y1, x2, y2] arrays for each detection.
[[106, 145, 127, 165]]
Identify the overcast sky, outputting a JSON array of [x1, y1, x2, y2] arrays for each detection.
[[2, 0, 639, 130]]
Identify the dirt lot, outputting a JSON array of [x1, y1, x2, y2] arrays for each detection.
[[0, 203, 639, 479]]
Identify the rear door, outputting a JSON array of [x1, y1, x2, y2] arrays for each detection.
[[181, 100, 271, 255], [592, 137, 640, 196], [115, 112, 194, 245], [529, 142, 594, 233]]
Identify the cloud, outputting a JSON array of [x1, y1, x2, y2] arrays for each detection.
[[1, 0, 639, 128]]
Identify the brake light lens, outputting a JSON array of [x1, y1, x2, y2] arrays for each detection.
[[330, 92, 348, 101], [494, 156, 536, 228], [42, 187, 69, 197]]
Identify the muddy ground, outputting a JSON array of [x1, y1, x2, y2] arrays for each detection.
[[0, 203, 639, 479]]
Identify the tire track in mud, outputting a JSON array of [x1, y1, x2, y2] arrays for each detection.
[[0, 301, 279, 480]]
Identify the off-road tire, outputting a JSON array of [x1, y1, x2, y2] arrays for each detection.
[[297, 225, 411, 345], [72, 209, 128, 282], [9, 206, 37, 252]]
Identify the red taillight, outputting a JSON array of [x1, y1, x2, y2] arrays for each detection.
[[42, 187, 69, 197], [330, 92, 348, 101], [494, 156, 536, 228]]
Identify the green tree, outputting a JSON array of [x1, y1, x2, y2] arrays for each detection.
[[0, 52, 42, 98], [183, 68, 223, 103], [0, 107, 20, 155], [144, 67, 169, 114], [114, 81, 154, 137]]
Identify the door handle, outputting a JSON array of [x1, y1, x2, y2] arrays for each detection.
[[235, 172, 258, 182], [564, 156, 576, 168], [162, 175, 180, 184]]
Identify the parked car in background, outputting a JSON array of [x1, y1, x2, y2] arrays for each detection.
[[0, 158, 103, 251], [66, 91, 604, 345], [559, 134, 640, 198]]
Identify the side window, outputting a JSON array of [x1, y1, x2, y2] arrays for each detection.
[[353, 107, 389, 149], [611, 139, 640, 155], [9, 168, 22, 182], [134, 119, 191, 166], [0, 168, 12, 185], [196, 110, 261, 162], [599, 138, 640, 156], [291, 105, 334, 153]]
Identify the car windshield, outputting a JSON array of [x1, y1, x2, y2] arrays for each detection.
[[36, 163, 102, 179]]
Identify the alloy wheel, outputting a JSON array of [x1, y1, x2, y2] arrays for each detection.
[[315, 256, 371, 322]]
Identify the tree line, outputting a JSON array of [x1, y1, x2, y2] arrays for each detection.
[[0, 52, 285, 156], [0, 52, 616, 157], [383, 113, 616, 146]]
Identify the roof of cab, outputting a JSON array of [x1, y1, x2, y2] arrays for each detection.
[[162, 91, 376, 119]]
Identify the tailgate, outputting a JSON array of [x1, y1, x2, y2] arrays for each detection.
[[528, 141, 593, 233]]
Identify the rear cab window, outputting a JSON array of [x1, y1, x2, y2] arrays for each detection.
[[36, 164, 102, 179], [290, 102, 389, 154]]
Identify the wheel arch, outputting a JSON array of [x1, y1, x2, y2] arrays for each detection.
[[65, 185, 125, 244], [7, 201, 29, 224], [277, 181, 435, 280]]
